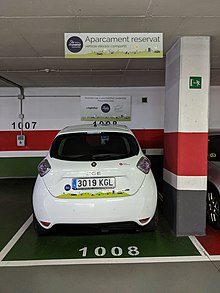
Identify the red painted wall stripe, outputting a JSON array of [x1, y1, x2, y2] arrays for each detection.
[[132, 129, 164, 148], [0, 130, 58, 151], [164, 132, 208, 176], [0, 129, 164, 151]]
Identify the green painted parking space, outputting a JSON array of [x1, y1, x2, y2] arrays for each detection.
[[0, 158, 42, 178], [3, 214, 199, 261], [0, 179, 34, 251], [0, 179, 200, 262]]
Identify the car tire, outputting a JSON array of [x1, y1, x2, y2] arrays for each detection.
[[137, 209, 158, 232], [207, 183, 220, 229], [33, 213, 50, 236]]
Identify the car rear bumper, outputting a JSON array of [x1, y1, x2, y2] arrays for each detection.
[[33, 174, 157, 229]]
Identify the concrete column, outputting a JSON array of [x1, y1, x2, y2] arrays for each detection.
[[163, 37, 210, 236]]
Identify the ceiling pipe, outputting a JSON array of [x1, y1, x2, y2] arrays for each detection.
[[0, 75, 23, 89], [0, 68, 165, 73]]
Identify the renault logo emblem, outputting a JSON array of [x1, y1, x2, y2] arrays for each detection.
[[91, 162, 97, 167]]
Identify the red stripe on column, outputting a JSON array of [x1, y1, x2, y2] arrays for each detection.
[[164, 132, 208, 176]]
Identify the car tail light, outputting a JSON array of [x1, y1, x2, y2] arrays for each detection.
[[139, 217, 150, 224], [38, 159, 51, 177], [137, 156, 151, 174], [40, 221, 51, 227]]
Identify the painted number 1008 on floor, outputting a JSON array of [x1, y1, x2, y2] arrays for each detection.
[[79, 246, 140, 257]]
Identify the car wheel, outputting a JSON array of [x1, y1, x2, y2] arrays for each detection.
[[138, 210, 158, 232], [33, 214, 50, 236], [207, 184, 220, 229]]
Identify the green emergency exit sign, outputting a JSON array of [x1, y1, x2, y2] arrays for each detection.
[[189, 76, 202, 89]]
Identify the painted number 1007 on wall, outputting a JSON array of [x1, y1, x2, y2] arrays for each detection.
[[11, 121, 37, 130], [79, 246, 140, 257]]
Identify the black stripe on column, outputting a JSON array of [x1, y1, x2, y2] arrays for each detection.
[[162, 181, 206, 236]]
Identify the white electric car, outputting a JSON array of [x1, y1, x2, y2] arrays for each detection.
[[32, 124, 157, 235]]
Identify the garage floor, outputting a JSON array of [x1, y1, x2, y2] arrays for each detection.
[[0, 179, 220, 293]]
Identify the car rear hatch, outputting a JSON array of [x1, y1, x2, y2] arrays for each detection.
[[43, 130, 145, 198], [43, 157, 145, 198]]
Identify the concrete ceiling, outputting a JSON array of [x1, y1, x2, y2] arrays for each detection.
[[0, 0, 220, 87]]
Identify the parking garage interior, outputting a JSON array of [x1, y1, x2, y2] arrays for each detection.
[[1, 1, 220, 292]]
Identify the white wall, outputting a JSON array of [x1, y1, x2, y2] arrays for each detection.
[[0, 86, 220, 131], [0, 87, 165, 131]]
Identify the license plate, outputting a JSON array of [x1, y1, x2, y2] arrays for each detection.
[[72, 177, 115, 190]]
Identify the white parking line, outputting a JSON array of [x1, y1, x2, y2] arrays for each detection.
[[189, 236, 210, 258], [0, 214, 33, 262], [0, 255, 210, 267], [209, 255, 220, 261]]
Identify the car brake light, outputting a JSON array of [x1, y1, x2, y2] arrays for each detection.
[[137, 156, 151, 174], [38, 159, 51, 177]]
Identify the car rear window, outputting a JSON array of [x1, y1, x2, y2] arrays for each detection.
[[208, 135, 220, 162], [50, 132, 139, 161]]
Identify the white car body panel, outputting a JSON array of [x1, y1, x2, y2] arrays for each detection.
[[43, 156, 145, 196]]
